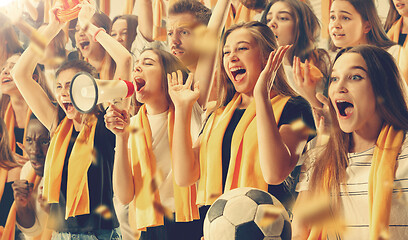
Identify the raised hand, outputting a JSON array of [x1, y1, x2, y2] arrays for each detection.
[[168, 71, 199, 108], [77, 0, 96, 29], [104, 104, 130, 136], [254, 45, 291, 98], [293, 57, 323, 108], [12, 180, 34, 208], [313, 93, 332, 145]]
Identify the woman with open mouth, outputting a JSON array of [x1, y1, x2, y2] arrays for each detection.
[[385, 0, 408, 87], [293, 45, 408, 239], [260, 0, 330, 104], [168, 21, 314, 226], [105, 47, 207, 240], [11, 3, 131, 239]]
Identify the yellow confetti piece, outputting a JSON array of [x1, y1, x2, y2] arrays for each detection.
[[290, 118, 316, 136], [192, 25, 218, 56], [257, 205, 284, 227], [95, 205, 113, 220]]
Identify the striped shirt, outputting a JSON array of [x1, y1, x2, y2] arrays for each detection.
[[296, 135, 408, 239]]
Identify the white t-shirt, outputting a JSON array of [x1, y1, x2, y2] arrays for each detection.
[[128, 102, 204, 211], [16, 163, 46, 239], [297, 135, 408, 239]]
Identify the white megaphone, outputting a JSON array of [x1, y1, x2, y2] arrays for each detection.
[[70, 72, 135, 113]]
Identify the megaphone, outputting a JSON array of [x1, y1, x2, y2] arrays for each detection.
[[70, 72, 135, 113]]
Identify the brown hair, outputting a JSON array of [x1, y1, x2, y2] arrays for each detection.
[[0, 117, 19, 169], [76, 12, 115, 80], [329, 0, 395, 51], [169, 0, 211, 26], [0, 13, 23, 65], [140, 48, 189, 105], [216, 21, 296, 108], [112, 15, 138, 51], [384, 0, 400, 33], [260, 0, 331, 78], [309, 45, 408, 200]]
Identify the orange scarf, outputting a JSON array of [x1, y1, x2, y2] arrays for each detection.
[[0, 167, 52, 240], [4, 103, 32, 154], [198, 93, 291, 205], [128, 105, 199, 230], [153, 0, 167, 41], [307, 124, 404, 240], [387, 18, 408, 86], [43, 116, 97, 219], [225, 3, 258, 29]]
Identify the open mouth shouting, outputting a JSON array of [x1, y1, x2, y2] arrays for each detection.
[[134, 77, 146, 92], [230, 67, 247, 83], [335, 100, 354, 119], [79, 40, 90, 51], [62, 101, 75, 113]]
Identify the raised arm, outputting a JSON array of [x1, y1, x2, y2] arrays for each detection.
[[104, 104, 135, 204], [12, 14, 63, 131], [137, 0, 154, 42], [77, 1, 132, 81], [195, 0, 231, 108], [168, 71, 201, 187], [253, 46, 308, 185]]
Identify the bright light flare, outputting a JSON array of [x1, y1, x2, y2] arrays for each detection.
[[0, 0, 15, 8]]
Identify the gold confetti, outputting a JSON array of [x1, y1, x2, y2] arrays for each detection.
[[127, 126, 140, 135], [290, 118, 316, 136], [257, 205, 284, 227], [95, 205, 113, 220], [192, 25, 218, 56], [377, 96, 385, 104], [379, 228, 390, 240]]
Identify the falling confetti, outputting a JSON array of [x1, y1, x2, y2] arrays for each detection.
[[257, 205, 284, 227], [95, 205, 113, 220]]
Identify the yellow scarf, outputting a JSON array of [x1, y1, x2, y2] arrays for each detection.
[[4, 103, 32, 154], [307, 124, 404, 240], [43, 116, 97, 219], [0, 167, 52, 240], [198, 93, 290, 205], [153, 0, 167, 41], [225, 3, 258, 29], [128, 105, 199, 230], [387, 18, 408, 86]]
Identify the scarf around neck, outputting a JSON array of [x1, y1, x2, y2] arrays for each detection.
[[307, 124, 404, 240], [197, 93, 290, 205], [43, 116, 98, 219], [128, 104, 199, 230], [4, 102, 32, 154]]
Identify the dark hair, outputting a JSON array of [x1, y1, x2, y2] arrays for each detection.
[[240, 0, 267, 10], [56, 59, 98, 79], [217, 21, 296, 108], [169, 0, 212, 26], [384, 0, 400, 32], [140, 48, 189, 104], [309, 45, 408, 200], [0, 117, 19, 169], [260, 0, 330, 77], [329, 0, 395, 50], [112, 15, 138, 51]]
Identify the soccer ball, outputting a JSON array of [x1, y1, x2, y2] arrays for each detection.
[[203, 187, 291, 240]]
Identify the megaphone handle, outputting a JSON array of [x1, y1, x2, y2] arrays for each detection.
[[111, 98, 125, 130]]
